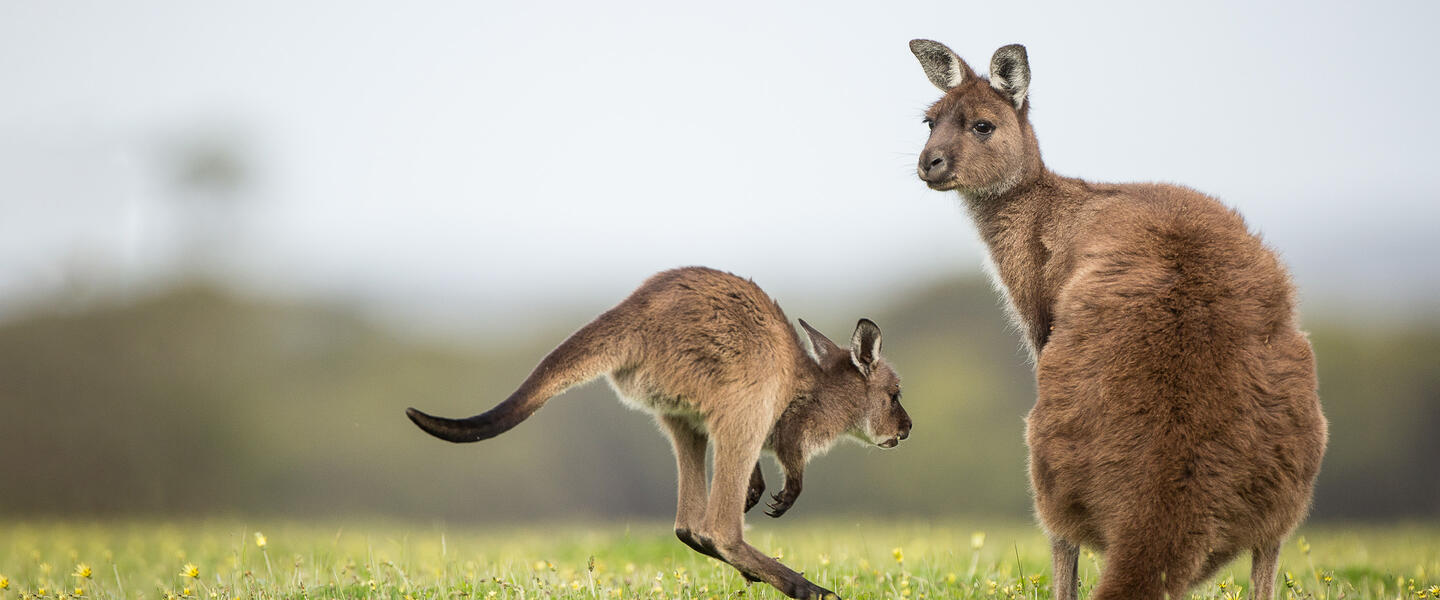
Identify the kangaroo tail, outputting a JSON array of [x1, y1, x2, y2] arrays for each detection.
[[406, 311, 628, 443]]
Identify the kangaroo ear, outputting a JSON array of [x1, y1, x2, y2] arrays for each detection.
[[989, 44, 1030, 111], [799, 319, 842, 363], [849, 318, 882, 377], [910, 39, 973, 91]]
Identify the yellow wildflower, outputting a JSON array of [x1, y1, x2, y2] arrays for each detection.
[[182, 587, 193, 598], [892, 547, 904, 564], [180, 564, 200, 579], [971, 531, 987, 551], [946, 573, 957, 584], [72, 588, 84, 597], [818, 554, 830, 567], [72, 564, 92, 580], [254, 533, 267, 548], [0, 575, 8, 589]]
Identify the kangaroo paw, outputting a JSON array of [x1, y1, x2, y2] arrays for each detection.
[[744, 464, 766, 513], [765, 489, 798, 518]]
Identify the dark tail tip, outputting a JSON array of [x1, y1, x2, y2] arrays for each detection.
[[406, 406, 480, 443], [405, 405, 520, 443], [404, 406, 433, 433]]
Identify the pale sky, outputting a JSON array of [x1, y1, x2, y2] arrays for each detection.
[[2, 0, 1437, 334]]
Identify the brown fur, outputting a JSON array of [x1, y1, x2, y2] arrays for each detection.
[[908, 41, 1327, 600], [406, 266, 910, 600]]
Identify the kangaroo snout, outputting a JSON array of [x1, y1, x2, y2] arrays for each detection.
[[878, 420, 911, 449], [897, 410, 913, 440], [920, 152, 947, 175], [918, 150, 954, 188]]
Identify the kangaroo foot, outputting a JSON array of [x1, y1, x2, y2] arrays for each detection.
[[780, 576, 839, 599], [675, 528, 720, 560], [678, 528, 760, 582]]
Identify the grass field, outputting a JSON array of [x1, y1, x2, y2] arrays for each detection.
[[0, 519, 1435, 600]]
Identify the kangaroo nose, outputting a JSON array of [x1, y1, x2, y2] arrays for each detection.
[[919, 152, 948, 179], [899, 422, 911, 440]]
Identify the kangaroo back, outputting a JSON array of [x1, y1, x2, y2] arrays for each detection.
[[406, 310, 629, 443]]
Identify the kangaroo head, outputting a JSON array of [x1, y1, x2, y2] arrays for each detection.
[[799, 318, 911, 448], [910, 40, 1041, 199]]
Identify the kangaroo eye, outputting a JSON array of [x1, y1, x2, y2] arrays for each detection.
[[922, 118, 934, 130], [889, 391, 901, 404], [972, 120, 995, 135]]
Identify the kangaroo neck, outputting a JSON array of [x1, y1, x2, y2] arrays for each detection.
[[960, 168, 1088, 356], [781, 372, 853, 452]]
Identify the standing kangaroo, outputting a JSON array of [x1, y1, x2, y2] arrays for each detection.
[[907, 41, 1326, 600], [407, 266, 911, 600]]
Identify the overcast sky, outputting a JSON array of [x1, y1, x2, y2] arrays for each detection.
[[2, 0, 1437, 334]]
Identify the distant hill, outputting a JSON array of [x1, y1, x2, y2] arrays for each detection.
[[0, 280, 1434, 520]]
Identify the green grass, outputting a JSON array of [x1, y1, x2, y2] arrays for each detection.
[[0, 519, 1436, 600]]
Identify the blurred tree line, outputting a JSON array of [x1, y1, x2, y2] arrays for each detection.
[[0, 277, 1435, 520]]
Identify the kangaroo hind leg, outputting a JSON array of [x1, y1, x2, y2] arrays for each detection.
[[1250, 542, 1281, 600], [695, 408, 837, 599], [658, 416, 722, 559], [1051, 537, 1080, 600]]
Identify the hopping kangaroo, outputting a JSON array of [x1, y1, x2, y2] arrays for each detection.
[[908, 41, 1327, 600], [407, 266, 911, 600]]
